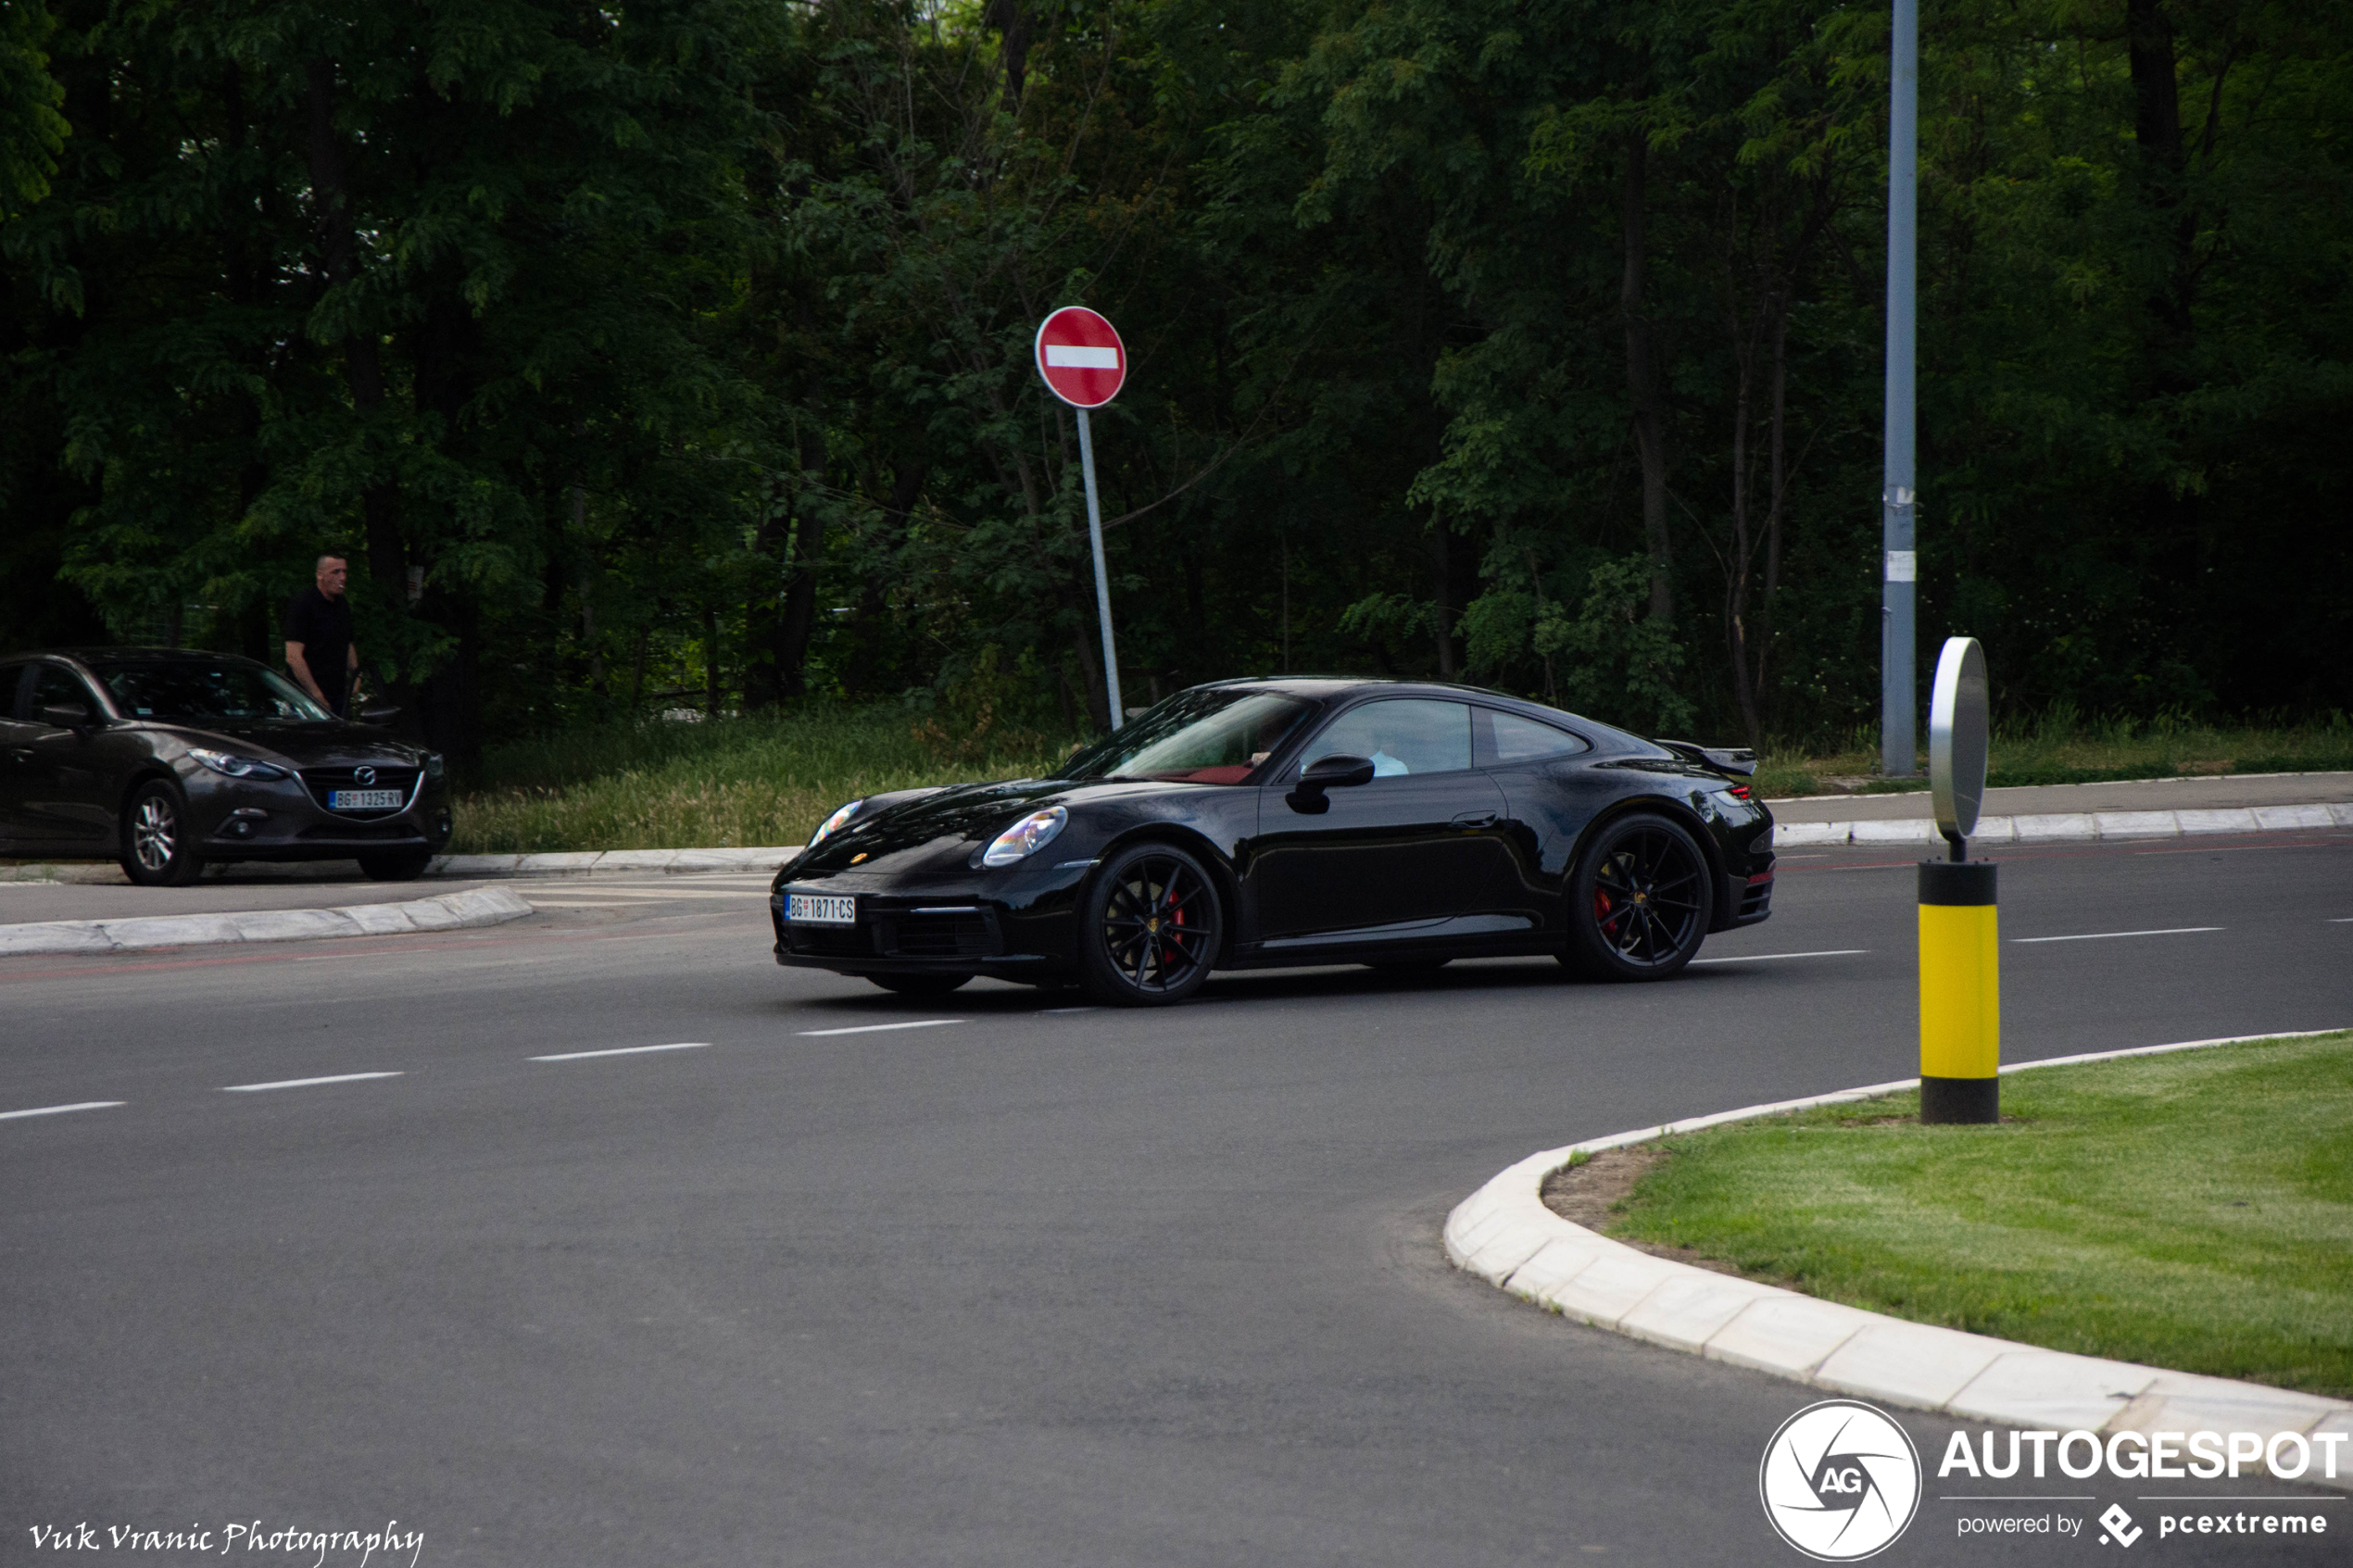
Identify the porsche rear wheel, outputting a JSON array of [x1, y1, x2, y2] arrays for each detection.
[[1560, 812, 1712, 981], [1079, 842, 1222, 1007]]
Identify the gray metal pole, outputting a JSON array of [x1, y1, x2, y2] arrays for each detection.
[[1076, 407, 1124, 728], [1881, 0, 1919, 778]]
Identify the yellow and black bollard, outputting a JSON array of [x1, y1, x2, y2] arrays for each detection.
[[1918, 853, 1999, 1123]]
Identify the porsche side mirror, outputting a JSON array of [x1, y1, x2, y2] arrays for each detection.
[[1287, 753, 1376, 813], [40, 701, 93, 729], [359, 705, 402, 724]]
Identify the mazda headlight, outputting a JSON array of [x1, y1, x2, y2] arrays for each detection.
[[809, 798, 865, 848], [982, 806, 1067, 868], [187, 747, 289, 781]]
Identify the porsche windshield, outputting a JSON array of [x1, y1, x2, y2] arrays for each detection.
[[1057, 690, 1315, 785], [89, 659, 333, 722]]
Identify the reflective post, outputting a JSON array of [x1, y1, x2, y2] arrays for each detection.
[[1075, 407, 1124, 727], [1881, 0, 1919, 778], [1920, 636, 1996, 1123]]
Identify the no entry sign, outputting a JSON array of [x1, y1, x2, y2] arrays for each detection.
[[1034, 306, 1126, 408]]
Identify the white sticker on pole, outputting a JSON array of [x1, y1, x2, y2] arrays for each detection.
[[1886, 549, 1917, 583], [1035, 307, 1126, 408]]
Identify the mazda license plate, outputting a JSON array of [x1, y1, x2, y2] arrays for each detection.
[[787, 893, 856, 926], [329, 789, 405, 810]]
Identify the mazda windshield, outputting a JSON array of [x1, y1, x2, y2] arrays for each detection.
[[89, 659, 333, 722]]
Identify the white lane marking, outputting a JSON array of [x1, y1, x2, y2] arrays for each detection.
[[2011, 926, 2223, 944], [1689, 949, 1868, 965], [797, 1019, 963, 1037], [530, 1042, 711, 1062], [1, 1100, 125, 1122], [2331, 918, 2353, 922], [222, 1072, 404, 1093]]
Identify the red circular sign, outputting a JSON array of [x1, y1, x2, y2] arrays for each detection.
[[1034, 306, 1126, 408]]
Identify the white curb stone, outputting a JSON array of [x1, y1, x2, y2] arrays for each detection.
[[0, 886, 533, 958], [1450, 1028, 2353, 1486], [2255, 804, 2335, 832], [1768, 797, 2350, 848], [2093, 809, 2180, 838]]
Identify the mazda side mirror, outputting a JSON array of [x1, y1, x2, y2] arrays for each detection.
[[359, 705, 401, 724], [1286, 753, 1376, 813], [39, 701, 93, 729]]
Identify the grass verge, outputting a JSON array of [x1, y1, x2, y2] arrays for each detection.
[[1604, 1032, 2353, 1399], [449, 708, 1077, 855], [1749, 712, 2353, 798]]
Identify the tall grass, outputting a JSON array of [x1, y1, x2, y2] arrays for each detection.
[[1750, 708, 2353, 798], [448, 703, 2353, 852], [450, 708, 1079, 854]]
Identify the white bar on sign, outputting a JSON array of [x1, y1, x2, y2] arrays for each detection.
[[1885, 549, 1917, 582], [1044, 345, 1119, 369]]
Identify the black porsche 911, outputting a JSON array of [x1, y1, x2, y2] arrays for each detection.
[[0, 648, 453, 885], [771, 678, 1774, 1006]]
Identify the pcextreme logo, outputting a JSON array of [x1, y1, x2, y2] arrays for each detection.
[[1760, 1399, 1924, 1561]]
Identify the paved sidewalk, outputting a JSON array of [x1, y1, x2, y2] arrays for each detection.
[[1446, 1031, 2353, 1490], [0, 885, 535, 958]]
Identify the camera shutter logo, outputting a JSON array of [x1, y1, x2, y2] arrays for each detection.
[[1758, 1399, 1921, 1560], [354, 766, 376, 787]]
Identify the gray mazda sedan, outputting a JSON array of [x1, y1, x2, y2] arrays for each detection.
[[0, 648, 453, 884]]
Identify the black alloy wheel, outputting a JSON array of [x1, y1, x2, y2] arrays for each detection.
[[359, 849, 434, 882], [867, 972, 974, 997], [1561, 812, 1713, 981], [120, 779, 205, 887], [1079, 842, 1222, 1007]]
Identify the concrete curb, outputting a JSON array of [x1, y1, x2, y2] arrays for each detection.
[[0, 847, 798, 885], [1446, 1029, 2353, 1488], [0, 885, 535, 957], [1770, 802, 2353, 847], [6, 797, 2347, 884]]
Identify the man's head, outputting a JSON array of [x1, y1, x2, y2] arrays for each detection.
[[316, 556, 348, 598]]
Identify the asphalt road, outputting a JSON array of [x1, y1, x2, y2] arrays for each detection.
[[5, 835, 2348, 1566]]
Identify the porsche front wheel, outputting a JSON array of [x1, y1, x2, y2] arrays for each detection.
[[1561, 813, 1712, 981], [1079, 843, 1222, 1007]]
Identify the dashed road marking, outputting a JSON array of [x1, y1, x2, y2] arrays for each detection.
[[1690, 949, 1868, 965], [2, 1100, 124, 1121], [2012, 926, 2223, 944], [530, 1042, 711, 1062], [797, 1019, 963, 1037], [222, 1072, 404, 1093]]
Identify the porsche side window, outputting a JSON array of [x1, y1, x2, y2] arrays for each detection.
[[1482, 710, 1589, 765], [1303, 699, 1472, 777], [0, 662, 28, 721]]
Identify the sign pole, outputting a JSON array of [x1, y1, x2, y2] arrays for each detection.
[[1075, 407, 1124, 728], [1881, 0, 1919, 778], [1919, 636, 1996, 1124]]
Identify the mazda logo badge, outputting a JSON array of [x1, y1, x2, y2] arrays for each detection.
[[354, 766, 377, 787]]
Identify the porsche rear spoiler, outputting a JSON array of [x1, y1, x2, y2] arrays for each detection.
[[1654, 739, 1758, 778]]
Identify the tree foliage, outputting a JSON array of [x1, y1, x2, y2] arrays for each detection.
[[5, 0, 2347, 765]]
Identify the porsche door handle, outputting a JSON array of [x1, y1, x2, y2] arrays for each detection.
[[1451, 810, 1499, 829]]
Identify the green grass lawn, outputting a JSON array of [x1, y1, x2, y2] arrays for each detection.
[[1606, 1033, 2353, 1399]]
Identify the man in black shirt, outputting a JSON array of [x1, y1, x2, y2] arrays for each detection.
[[284, 555, 358, 717]]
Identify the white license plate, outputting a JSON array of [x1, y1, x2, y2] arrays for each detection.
[[787, 893, 857, 926], [329, 789, 405, 809]]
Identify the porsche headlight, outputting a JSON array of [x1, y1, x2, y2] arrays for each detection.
[[187, 746, 289, 781], [809, 798, 865, 848], [982, 806, 1067, 868]]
